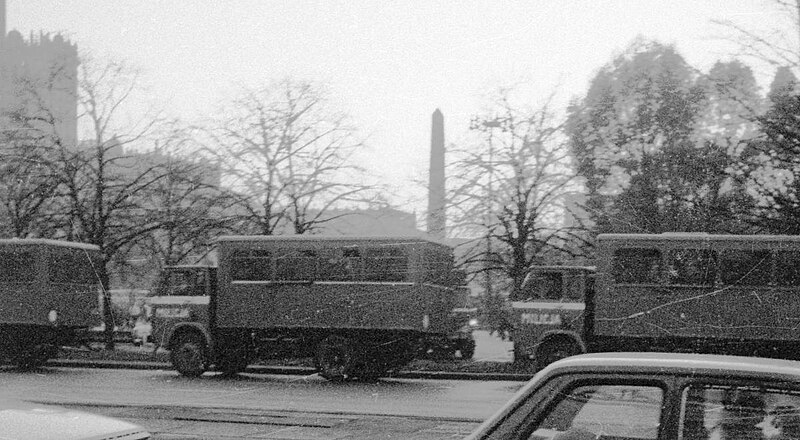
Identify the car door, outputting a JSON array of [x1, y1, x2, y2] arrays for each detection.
[[673, 376, 800, 440], [474, 373, 675, 440]]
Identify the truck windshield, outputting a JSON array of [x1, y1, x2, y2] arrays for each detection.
[[160, 270, 205, 296]]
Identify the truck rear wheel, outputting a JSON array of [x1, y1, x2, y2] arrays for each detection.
[[171, 334, 207, 377], [315, 335, 355, 381]]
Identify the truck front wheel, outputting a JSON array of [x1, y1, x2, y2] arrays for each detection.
[[315, 335, 355, 381], [535, 338, 581, 372], [171, 334, 207, 377]]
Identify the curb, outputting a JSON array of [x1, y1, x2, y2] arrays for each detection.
[[46, 358, 533, 382]]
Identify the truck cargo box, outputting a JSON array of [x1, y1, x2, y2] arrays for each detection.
[[215, 235, 460, 334], [0, 239, 101, 328]]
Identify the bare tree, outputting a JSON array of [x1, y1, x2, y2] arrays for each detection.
[[132, 122, 235, 272], [0, 124, 60, 237], [712, 0, 800, 69], [449, 88, 582, 331], [49, 54, 174, 348], [203, 78, 373, 235]]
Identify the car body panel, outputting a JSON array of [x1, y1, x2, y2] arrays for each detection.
[[0, 398, 150, 440], [467, 352, 800, 440]]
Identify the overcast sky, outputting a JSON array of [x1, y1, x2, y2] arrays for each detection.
[[7, 1, 786, 212]]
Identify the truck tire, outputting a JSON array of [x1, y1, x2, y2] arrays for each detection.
[[170, 334, 207, 378], [535, 338, 581, 372], [315, 335, 356, 381]]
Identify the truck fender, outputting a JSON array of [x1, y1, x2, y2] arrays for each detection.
[[534, 329, 586, 354], [166, 322, 214, 355]]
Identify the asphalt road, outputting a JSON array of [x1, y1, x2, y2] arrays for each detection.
[[1, 366, 524, 439]]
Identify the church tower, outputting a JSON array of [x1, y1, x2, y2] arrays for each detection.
[[0, 1, 79, 147]]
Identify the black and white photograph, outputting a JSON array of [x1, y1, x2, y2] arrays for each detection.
[[1, 1, 799, 439]]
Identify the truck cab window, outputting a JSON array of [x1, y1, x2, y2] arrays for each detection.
[[539, 273, 564, 300]]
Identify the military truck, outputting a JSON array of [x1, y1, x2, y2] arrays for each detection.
[[0, 239, 102, 368], [149, 235, 469, 380]]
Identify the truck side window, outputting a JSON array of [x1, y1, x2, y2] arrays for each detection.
[[612, 248, 661, 284], [775, 251, 800, 287], [363, 247, 407, 282], [275, 249, 317, 281], [423, 248, 453, 284], [719, 250, 771, 286], [231, 250, 272, 281], [319, 248, 361, 281], [50, 249, 97, 284], [666, 249, 717, 286], [0, 250, 35, 283]]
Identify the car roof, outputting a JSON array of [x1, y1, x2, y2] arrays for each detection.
[[543, 352, 800, 380]]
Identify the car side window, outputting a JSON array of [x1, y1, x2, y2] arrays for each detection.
[[527, 384, 663, 440], [679, 384, 800, 440]]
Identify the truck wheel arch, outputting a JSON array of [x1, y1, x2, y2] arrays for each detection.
[[167, 323, 213, 353], [534, 331, 586, 371]]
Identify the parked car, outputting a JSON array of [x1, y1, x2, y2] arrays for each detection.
[[467, 352, 800, 440], [0, 397, 150, 440]]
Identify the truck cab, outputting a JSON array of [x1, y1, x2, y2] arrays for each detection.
[[510, 266, 595, 370], [148, 265, 216, 351]]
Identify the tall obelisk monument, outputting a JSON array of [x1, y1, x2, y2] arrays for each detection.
[[0, 0, 6, 41], [427, 109, 446, 238]]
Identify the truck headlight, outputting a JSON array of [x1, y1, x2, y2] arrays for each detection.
[[469, 318, 479, 327]]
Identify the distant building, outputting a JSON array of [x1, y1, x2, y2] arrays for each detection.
[[86, 138, 222, 189], [311, 207, 419, 237], [0, 1, 78, 147]]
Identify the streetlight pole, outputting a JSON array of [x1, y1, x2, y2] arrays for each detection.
[[470, 116, 505, 311]]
